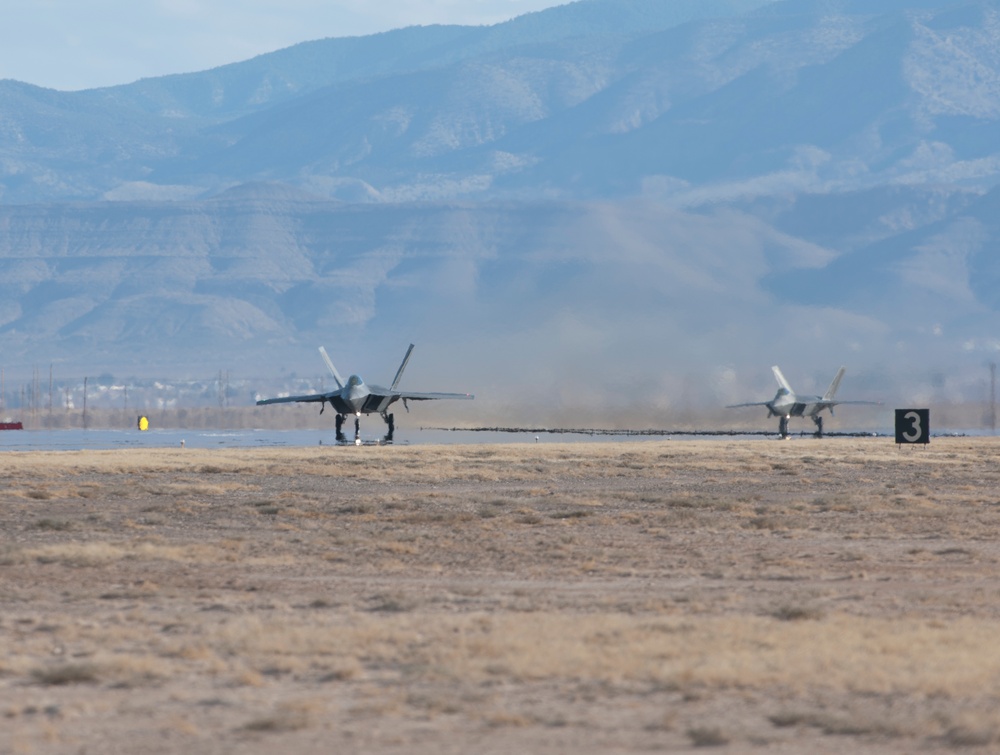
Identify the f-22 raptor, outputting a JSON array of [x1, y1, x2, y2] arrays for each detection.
[[256, 345, 473, 443], [727, 366, 876, 438]]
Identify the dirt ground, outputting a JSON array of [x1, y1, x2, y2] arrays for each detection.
[[3, 437, 1000, 753]]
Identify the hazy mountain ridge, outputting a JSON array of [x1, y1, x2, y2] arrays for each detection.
[[2, 0, 999, 203]]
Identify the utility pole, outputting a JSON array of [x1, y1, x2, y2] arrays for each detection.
[[48, 364, 53, 425], [83, 377, 88, 430], [991, 362, 997, 435]]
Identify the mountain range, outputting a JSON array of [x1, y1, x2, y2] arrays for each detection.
[[2, 0, 999, 422]]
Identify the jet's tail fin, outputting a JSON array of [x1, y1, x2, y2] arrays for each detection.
[[823, 367, 846, 401], [319, 346, 345, 390], [771, 366, 793, 394], [391, 343, 415, 391]]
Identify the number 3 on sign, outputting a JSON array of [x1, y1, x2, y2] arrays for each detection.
[[895, 409, 929, 445]]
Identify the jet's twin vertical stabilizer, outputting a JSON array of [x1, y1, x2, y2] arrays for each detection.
[[823, 367, 846, 401], [319, 346, 345, 390], [771, 366, 793, 394], [391, 344, 415, 391]]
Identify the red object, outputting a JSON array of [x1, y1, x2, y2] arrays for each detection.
[[0, 422, 23, 430]]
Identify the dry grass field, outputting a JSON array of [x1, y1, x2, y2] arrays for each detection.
[[2, 437, 1000, 753]]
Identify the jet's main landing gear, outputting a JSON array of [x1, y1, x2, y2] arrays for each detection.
[[382, 412, 395, 444], [335, 414, 346, 443], [813, 415, 824, 438], [778, 416, 789, 439]]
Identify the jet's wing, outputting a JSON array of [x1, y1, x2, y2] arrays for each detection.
[[396, 391, 475, 401], [803, 399, 881, 418], [817, 400, 882, 408], [257, 393, 328, 405], [356, 387, 474, 415], [256, 391, 351, 414], [726, 401, 772, 409]]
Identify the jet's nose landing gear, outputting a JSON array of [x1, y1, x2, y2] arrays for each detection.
[[335, 414, 346, 443], [813, 415, 824, 438], [354, 413, 361, 442], [778, 416, 790, 439], [382, 412, 395, 444]]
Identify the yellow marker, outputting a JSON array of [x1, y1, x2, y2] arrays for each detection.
[[138, 416, 149, 432]]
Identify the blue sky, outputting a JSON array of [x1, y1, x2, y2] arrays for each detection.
[[0, 0, 570, 91]]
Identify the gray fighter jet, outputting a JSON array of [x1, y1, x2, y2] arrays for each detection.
[[727, 366, 876, 438], [256, 344, 473, 443]]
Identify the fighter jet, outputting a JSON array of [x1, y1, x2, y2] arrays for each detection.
[[727, 366, 877, 438], [256, 344, 473, 443]]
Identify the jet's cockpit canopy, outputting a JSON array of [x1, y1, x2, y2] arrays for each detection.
[[347, 375, 364, 387]]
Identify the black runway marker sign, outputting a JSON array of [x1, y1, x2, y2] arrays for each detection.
[[895, 409, 929, 445]]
